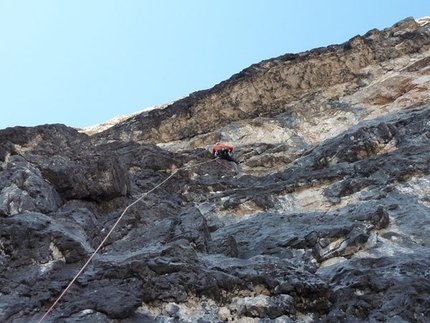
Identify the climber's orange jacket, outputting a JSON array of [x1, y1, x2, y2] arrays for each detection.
[[212, 143, 234, 156]]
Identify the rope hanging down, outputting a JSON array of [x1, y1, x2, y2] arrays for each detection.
[[37, 158, 217, 323], [214, 158, 238, 173]]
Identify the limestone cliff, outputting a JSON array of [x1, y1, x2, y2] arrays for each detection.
[[1, 16, 430, 322]]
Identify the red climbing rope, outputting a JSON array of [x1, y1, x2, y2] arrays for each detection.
[[214, 158, 238, 173]]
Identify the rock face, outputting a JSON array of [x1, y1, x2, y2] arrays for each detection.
[[1, 16, 430, 323]]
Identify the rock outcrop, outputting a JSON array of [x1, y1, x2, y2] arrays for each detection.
[[1, 16, 430, 322]]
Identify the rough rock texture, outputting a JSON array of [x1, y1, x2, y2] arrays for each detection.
[[1, 16, 430, 323]]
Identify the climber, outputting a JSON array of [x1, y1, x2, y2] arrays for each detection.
[[212, 142, 239, 164]]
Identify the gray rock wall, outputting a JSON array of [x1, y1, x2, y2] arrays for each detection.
[[1, 17, 430, 323]]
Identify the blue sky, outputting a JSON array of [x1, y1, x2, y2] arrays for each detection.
[[0, 1, 428, 130]]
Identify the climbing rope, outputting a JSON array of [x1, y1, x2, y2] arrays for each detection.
[[37, 158, 216, 322], [214, 158, 238, 173]]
